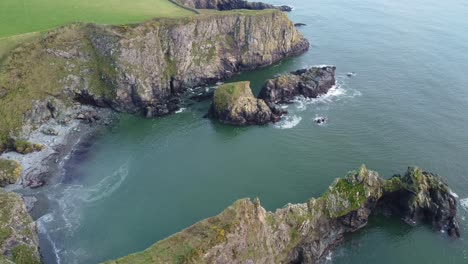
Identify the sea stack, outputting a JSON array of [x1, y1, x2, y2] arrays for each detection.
[[207, 82, 283, 125]]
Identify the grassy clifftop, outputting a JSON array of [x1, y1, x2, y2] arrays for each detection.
[[0, 0, 195, 39]]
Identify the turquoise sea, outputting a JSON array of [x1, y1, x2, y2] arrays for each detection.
[[36, 0, 468, 263]]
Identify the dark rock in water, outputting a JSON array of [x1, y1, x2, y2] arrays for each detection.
[[314, 116, 327, 124], [259, 66, 336, 104], [206, 82, 284, 125], [106, 166, 460, 264], [276, 5, 293, 12], [347, 72, 356, 77], [294, 23, 307, 27]]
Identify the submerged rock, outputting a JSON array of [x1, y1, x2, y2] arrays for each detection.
[[259, 66, 336, 104], [294, 23, 307, 27], [207, 82, 283, 125], [314, 116, 327, 124], [0, 189, 40, 263], [105, 166, 460, 264]]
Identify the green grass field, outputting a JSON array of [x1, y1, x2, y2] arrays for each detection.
[[0, 0, 194, 38]]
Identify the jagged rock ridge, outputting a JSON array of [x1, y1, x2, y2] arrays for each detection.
[[105, 166, 460, 264]]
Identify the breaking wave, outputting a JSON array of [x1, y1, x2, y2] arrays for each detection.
[[273, 77, 360, 129], [274, 115, 302, 129]]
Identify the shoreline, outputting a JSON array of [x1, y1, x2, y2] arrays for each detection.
[[1, 106, 116, 217]]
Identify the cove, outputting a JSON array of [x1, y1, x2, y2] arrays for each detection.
[[36, 0, 468, 263]]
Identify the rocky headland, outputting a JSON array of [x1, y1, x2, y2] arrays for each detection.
[[0, 8, 308, 185], [106, 166, 460, 264]]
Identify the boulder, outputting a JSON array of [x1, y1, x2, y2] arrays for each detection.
[[259, 66, 336, 104], [207, 82, 283, 125]]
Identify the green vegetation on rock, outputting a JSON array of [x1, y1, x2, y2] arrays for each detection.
[[213, 82, 252, 110], [0, 189, 40, 263], [0, 159, 21, 187], [104, 165, 460, 263], [11, 245, 40, 264]]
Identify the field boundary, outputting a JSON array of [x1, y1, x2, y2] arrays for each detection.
[[169, 0, 201, 14]]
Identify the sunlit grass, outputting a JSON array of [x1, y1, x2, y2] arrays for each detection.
[[0, 0, 194, 38]]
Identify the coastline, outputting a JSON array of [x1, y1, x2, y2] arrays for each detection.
[[1, 106, 116, 216]]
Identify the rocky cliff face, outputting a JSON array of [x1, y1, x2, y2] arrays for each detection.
[[0, 10, 308, 151], [176, 0, 292, 11], [259, 66, 336, 104], [207, 81, 283, 125], [105, 166, 460, 264], [0, 189, 40, 264]]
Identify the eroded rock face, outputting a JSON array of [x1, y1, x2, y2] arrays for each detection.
[[176, 0, 292, 12], [207, 82, 282, 125], [259, 66, 336, 104], [105, 166, 460, 264], [0, 189, 40, 263], [1, 10, 308, 126]]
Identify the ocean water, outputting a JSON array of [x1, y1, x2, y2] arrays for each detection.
[[36, 0, 468, 263]]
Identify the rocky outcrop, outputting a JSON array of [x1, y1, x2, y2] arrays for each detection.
[[176, 0, 292, 11], [105, 166, 460, 264], [0, 189, 40, 263], [0, 10, 308, 152], [259, 66, 336, 104], [0, 159, 21, 187], [207, 82, 283, 125]]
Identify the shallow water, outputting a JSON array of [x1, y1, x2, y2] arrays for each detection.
[[37, 0, 468, 263]]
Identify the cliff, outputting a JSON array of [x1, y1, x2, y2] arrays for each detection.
[[176, 0, 292, 11], [105, 166, 459, 264], [0, 10, 308, 153], [207, 81, 283, 125], [0, 189, 40, 264]]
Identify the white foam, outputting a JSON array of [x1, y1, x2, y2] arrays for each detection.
[[450, 190, 459, 198], [461, 198, 468, 211], [274, 115, 302, 129], [82, 162, 128, 203], [175, 108, 186, 114]]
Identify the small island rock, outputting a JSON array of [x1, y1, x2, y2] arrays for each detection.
[[207, 82, 282, 125], [259, 66, 336, 104]]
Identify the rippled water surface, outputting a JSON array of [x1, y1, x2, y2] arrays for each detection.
[[37, 0, 468, 263]]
